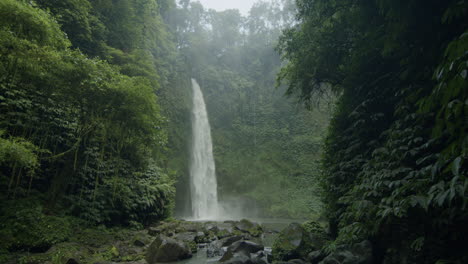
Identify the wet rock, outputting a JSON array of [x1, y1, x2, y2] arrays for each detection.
[[272, 222, 325, 261], [145, 235, 192, 263], [228, 240, 264, 255], [251, 251, 268, 264], [206, 241, 226, 258], [205, 223, 220, 233], [319, 240, 373, 264], [221, 235, 244, 247]]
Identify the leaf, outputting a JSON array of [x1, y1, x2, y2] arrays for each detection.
[[451, 156, 462, 176]]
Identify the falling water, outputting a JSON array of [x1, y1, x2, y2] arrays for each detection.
[[190, 78, 219, 219]]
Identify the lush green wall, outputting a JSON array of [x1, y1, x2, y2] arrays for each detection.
[[278, 0, 467, 262]]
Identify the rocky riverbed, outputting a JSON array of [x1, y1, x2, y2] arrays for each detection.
[[8, 219, 373, 264]]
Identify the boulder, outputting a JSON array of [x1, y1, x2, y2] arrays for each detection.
[[206, 241, 226, 258], [220, 241, 264, 263], [145, 235, 192, 263], [195, 231, 209, 243], [319, 240, 372, 264], [272, 222, 325, 261], [228, 240, 264, 255], [235, 219, 262, 237], [174, 232, 196, 243], [221, 235, 244, 247]]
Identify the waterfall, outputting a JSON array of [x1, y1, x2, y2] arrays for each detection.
[[190, 78, 219, 219]]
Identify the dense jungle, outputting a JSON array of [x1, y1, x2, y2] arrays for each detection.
[[0, 0, 466, 264]]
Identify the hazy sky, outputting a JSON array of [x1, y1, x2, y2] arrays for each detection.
[[197, 0, 262, 15]]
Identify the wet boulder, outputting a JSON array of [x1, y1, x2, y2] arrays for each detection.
[[145, 235, 192, 263], [206, 241, 226, 258], [228, 240, 264, 255], [221, 235, 244, 247], [220, 240, 264, 263]]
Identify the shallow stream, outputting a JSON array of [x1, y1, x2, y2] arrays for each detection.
[[173, 218, 306, 264]]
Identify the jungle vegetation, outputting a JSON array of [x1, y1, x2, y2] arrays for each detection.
[[0, 0, 466, 263], [277, 0, 467, 263]]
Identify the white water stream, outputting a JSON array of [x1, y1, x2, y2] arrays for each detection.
[[190, 79, 219, 219]]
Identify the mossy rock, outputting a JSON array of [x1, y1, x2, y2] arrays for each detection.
[[188, 241, 198, 253], [272, 222, 326, 261], [235, 219, 263, 237], [18, 242, 97, 264]]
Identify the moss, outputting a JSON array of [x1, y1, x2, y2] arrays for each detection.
[[17, 242, 96, 264], [216, 229, 231, 238], [188, 241, 198, 253], [247, 226, 263, 237], [121, 253, 145, 262]]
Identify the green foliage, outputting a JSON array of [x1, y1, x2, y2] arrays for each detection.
[[0, 0, 179, 235], [0, 131, 39, 172], [0, 199, 74, 251], [0, 0, 70, 48], [278, 0, 468, 263]]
